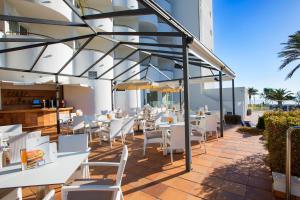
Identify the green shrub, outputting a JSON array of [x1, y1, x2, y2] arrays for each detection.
[[264, 110, 300, 176], [247, 109, 252, 116], [256, 116, 265, 129], [224, 115, 241, 124], [237, 127, 264, 135]]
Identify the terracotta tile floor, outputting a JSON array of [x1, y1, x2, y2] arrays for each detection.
[[21, 126, 275, 200]]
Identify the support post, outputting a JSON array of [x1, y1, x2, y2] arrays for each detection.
[[111, 80, 114, 111], [219, 71, 224, 137], [55, 75, 60, 135], [179, 80, 182, 112], [182, 36, 191, 172], [232, 79, 236, 115]]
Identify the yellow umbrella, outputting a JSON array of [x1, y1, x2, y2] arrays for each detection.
[[114, 80, 159, 111], [114, 80, 158, 91], [150, 85, 183, 93]]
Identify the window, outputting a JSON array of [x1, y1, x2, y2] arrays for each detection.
[[20, 26, 28, 35], [8, 21, 28, 35]]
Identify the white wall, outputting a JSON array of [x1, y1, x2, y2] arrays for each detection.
[[189, 87, 248, 119], [63, 85, 95, 115]]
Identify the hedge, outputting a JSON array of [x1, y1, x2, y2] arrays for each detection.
[[224, 115, 241, 124], [264, 110, 300, 176]]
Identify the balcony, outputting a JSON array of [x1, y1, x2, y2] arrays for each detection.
[[112, 0, 138, 10]]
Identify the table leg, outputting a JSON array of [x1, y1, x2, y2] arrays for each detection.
[[162, 129, 168, 156]]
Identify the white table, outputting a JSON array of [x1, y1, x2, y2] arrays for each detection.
[[0, 151, 89, 189]]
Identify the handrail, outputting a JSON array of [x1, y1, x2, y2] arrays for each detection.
[[286, 126, 300, 200]]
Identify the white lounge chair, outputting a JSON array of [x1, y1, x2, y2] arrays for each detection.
[[61, 145, 128, 200]]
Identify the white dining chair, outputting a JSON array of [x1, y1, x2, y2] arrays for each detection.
[[99, 119, 123, 148], [84, 115, 101, 143], [142, 120, 163, 156], [0, 188, 22, 200], [205, 115, 219, 140], [0, 124, 22, 147], [42, 190, 56, 200], [70, 116, 85, 134], [61, 145, 128, 200], [1, 188, 55, 200], [167, 124, 186, 163], [191, 122, 207, 153], [58, 134, 90, 179], [59, 113, 72, 134], [8, 131, 42, 164], [121, 117, 135, 143]]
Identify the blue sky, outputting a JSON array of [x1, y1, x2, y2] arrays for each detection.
[[213, 0, 300, 93]]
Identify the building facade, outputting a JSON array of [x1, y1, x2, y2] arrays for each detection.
[[0, 0, 246, 117]]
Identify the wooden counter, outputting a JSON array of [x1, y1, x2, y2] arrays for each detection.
[[0, 107, 73, 134]]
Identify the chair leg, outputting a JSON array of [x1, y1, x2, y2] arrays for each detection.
[[17, 187, 22, 200], [170, 149, 173, 163], [143, 142, 147, 156]]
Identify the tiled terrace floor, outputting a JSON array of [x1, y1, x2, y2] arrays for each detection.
[[23, 126, 274, 200]]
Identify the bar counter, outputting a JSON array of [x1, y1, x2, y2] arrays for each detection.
[[0, 107, 73, 134]]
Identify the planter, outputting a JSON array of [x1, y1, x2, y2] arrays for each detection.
[[224, 115, 241, 124], [272, 172, 300, 199], [247, 109, 252, 116]]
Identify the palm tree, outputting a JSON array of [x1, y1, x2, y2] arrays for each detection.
[[295, 91, 300, 106], [248, 87, 258, 105], [267, 89, 295, 107], [279, 31, 300, 79], [260, 88, 274, 104]]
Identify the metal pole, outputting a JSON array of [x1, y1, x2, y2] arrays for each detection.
[[55, 75, 60, 135], [219, 71, 224, 137], [179, 80, 182, 112], [182, 36, 191, 172], [111, 81, 114, 111], [286, 126, 300, 200], [232, 79, 236, 115]]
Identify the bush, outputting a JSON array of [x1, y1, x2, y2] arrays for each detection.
[[247, 109, 252, 116], [237, 127, 264, 135], [264, 110, 300, 176], [224, 115, 241, 124], [256, 116, 265, 129]]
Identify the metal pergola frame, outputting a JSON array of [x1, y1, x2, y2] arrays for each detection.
[[0, 0, 236, 172]]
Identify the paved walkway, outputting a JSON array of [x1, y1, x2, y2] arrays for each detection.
[[22, 126, 274, 200]]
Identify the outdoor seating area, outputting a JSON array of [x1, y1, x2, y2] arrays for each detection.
[[9, 125, 271, 200], [0, 104, 274, 200]]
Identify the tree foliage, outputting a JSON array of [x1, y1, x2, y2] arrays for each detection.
[[279, 31, 300, 79]]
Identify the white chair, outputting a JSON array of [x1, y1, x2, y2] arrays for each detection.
[[0, 124, 22, 147], [84, 115, 100, 143], [8, 131, 42, 164], [142, 120, 163, 156], [99, 119, 123, 148], [58, 134, 90, 179], [70, 116, 85, 134], [167, 124, 186, 163], [59, 113, 72, 134], [42, 190, 56, 200], [0, 188, 22, 200], [61, 145, 128, 200], [58, 134, 89, 153], [191, 121, 207, 153], [205, 115, 219, 139], [121, 117, 135, 143], [0, 188, 55, 200]]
